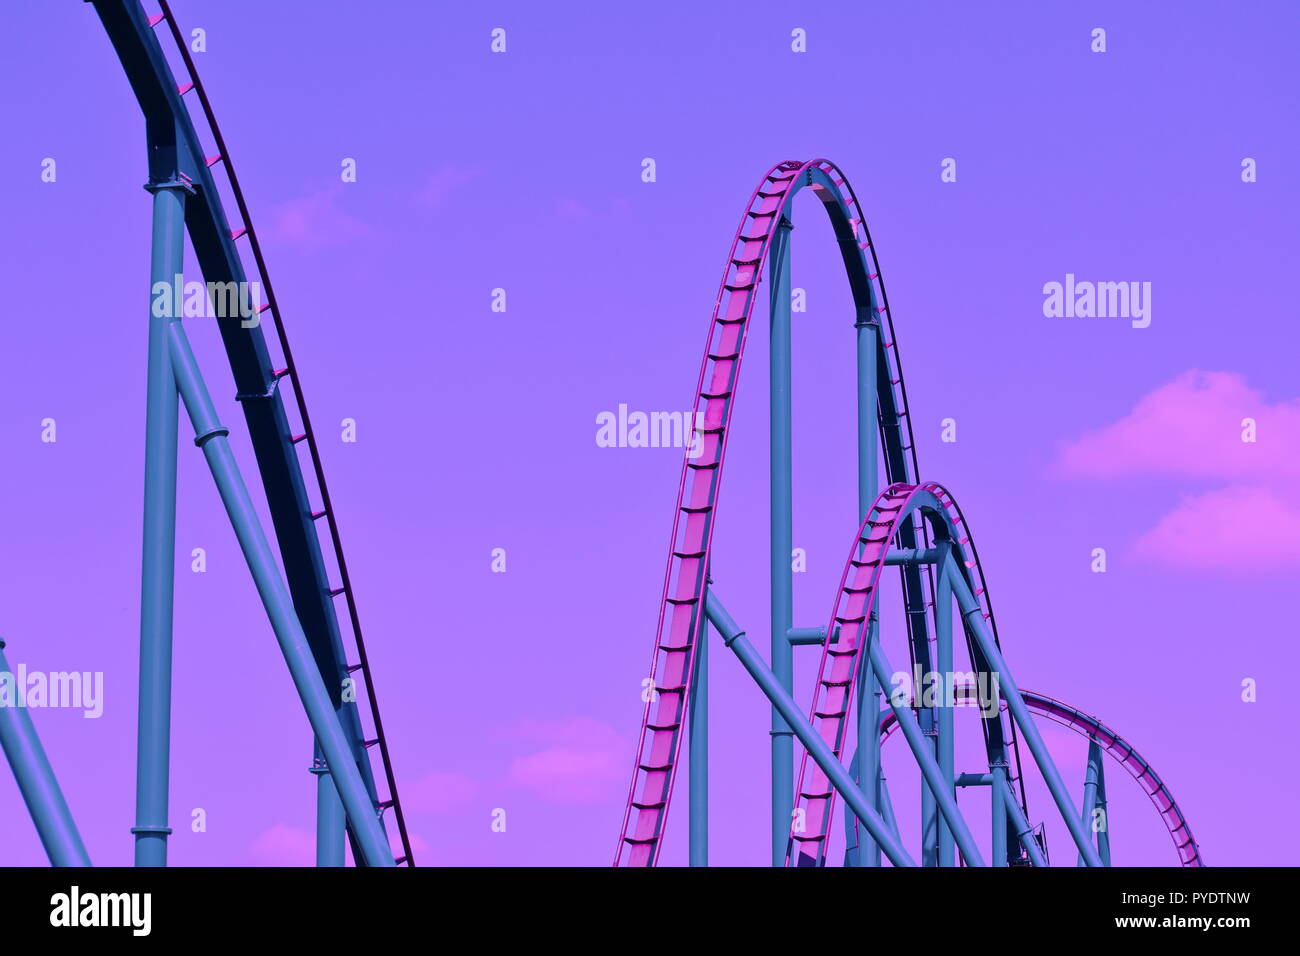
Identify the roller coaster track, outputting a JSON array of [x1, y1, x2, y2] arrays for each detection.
[[791, 482, 923, 867], [873, 691, 1202, 866], [960, 691, 1201, 866], [616, 159, 1198, 867], [90, 0, 411, 865], [800, 480, 1200, 866], [615, 158, 1030, 866]]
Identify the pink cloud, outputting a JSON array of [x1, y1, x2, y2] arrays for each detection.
[[553, 197, 591, 218], [248, 823, 314, 866], [416, 164, 478, 209], [504, 717, 626, 804], [268, 185, 375, 245], [1054, 370, 1300, 481], [1053, 371, 1300, 573], [1132, 485, 1300, 570], [403, 770, 479, 814]]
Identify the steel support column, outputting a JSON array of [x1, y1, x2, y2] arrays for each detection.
[[768, 214, 795, 866], [946, 562, 1103, 866], [689, 586, 709, 866], [935, 542, 955, 866], [164, 317, 394, 866], [866, 640, 986, 866], [705, 590, 915, 867], [854, 292, 882, 866], [312, 744, 346, 867], [991, 761, 1008, 867], [856, 621, 884, 867], [1096, 751, 1112, 866], [133, 180, 186, 867], [1079, 736, 1106, 867]]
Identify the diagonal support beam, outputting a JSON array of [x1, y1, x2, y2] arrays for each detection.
[[704, 590, 916, 867], [866, 640, 986, 866], [0, 640, 91, 867], [164, 317, 394, 867], [1000, 776, 1048, 866], [946, 561, 1104, 867]]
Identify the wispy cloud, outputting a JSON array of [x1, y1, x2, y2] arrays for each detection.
[[404, 770, 480, 814], [416, 164, 478, 209], [1054, 371, 1300, 571], [267, 184, 376, 246], [1133, 485, 1300, 569], [248, 823, 315, 866], [1055, 370, 1300, 481], [503, 717, 626, 804]]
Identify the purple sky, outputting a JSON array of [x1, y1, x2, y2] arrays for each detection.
[[1, 0, 1297, 866]]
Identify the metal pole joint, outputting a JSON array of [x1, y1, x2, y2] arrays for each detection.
[[142, 176, 196, 196], [193, 424, 230, 448]]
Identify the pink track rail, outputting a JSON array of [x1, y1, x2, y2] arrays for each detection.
[[798, 480, 1201, 867], [615, 159, 1008, 866], [789, 482, 927, 866], [614, 160, 802, 866], [876, 689, 1203, 866]]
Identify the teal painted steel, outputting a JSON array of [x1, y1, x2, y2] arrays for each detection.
[[991, 764, 1008, 867], [164, 316, 394, 866], [934, 542, 956, 867], [768, 215, 795, 867], [312, 745, 346, 867], [854, 620, 882, 866], [1001, 776, 1047, 867], [854, 315, 881, 866], [1096, 748, 1112, 866], [1079, 737, 1106, 867], [132, 181, 185, 868], [689, 588, 709, 866], [87, 0, 412, 865], [866, 639, 985, 866], [946, 561, 1103, 867], [616, 161, 1201, 867], [705, 592, 916, 868], [0, 641, 91, 866]]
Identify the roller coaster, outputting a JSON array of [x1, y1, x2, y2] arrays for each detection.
[[0, 0, 410, 867], [1, 3, 1200, 871], [615, 159, 1202, 867]]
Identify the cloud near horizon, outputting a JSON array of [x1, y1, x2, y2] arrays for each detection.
[[248, 823, 315, 866], [504, 717, 626, 804], [268, 184, 377, 246], [403, 770, 480, 814], [1054, 370, 1300, 481], [1054, 371, 1300, 571], [1132, 485, 1300, 569]]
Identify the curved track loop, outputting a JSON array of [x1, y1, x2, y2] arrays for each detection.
[[930, 484, 1030, 813], [152, 0, 412, 864], [878, 690, 1203, 866], [616, 159, 940, 865], [789, 484, 929, 865], [616, 160, 1033, 865], [790, 482, 956, 866], [800, 480, 1200, 867]]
